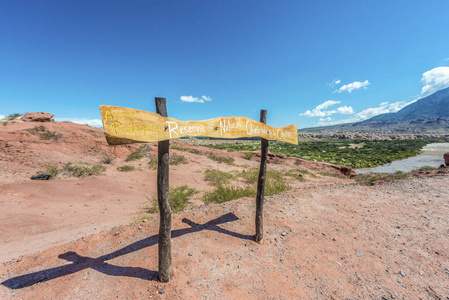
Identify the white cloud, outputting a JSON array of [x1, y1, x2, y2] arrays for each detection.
[[300, 100, 355, 118], [443, 58, 449, 61], [180, 95, 212, 103], [0, 115, 6, 120], [336, 106, 355, 114], [420, 66, 449, 96], [335, 80, 370, 93], [316, 100, 340, 110], [327, 79, 341, 87], [55, 118, 103, 128], [319, 117, 332, 122], [313, 98, 417, 127]]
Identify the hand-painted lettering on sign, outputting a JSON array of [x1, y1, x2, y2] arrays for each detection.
[[100, 105, 298, 145]]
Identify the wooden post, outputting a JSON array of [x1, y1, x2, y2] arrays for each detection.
[[255, 110, 268, 244], [155, 97, 173, 282]]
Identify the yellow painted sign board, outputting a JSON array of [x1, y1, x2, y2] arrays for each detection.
[[100, 105, 298, 145]]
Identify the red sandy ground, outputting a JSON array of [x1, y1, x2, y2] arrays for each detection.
[[0, 120, 448, 299]]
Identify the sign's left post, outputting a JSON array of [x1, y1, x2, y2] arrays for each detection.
[[155, 97, 173, 282]]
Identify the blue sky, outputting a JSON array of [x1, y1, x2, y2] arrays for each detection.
[[1, 0, 449, 128]]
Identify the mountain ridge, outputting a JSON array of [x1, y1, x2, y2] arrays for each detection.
[[299, 86, 449, 137]]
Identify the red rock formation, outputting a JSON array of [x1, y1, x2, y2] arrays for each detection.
[[21, 112, 54, 122]]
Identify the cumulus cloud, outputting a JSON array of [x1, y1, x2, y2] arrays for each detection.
[[55, 118, 103, 128], [335, 80, 370, 93], [180, 95, 212, 103], [300, 100, 340, 117], [0, 115, 6, 120], [300, 100, 355, 118], [319, 117, 332, 122], [327, 79, 341, 87], [420, 66, 449, 96], [313, 99, 417, 127], [337, 106, 355, 114]]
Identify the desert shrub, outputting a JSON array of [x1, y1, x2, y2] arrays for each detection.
[[61, 163, 106, 178], [7, 113, 21, 120], [188, 148, 202, 155], [117, 165, 135, 172], [100, 155, 114, 164], [170, 144, 188, 152], [147, 185, 198, 213], [202, 185, 255, 204], [171, 144, 202, 155], [148, 157, 158, 170], [203, 169, 290, 204], [204, 169, 234, 186], [40, 131, 63, 141], [239, 169, 284, 184], [126, 144, 152, 161], [170, 153, 187, 165], [33, 165, 59, 179], [134, 215, 152, 223], [208, 153, 234, 165], [264, 180, 291, 196], [416, 166, 436, 172], [243, 152, 254, 160], [317, 171, 345, 178], [355, 171, 408, 186], [284, 169, 307, 181], [27, 126, 62, 141]]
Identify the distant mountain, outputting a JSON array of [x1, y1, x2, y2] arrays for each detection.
[[358, 86, 449, 125], [298, 87, 449, 137]]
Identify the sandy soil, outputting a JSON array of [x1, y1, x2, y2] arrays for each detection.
[[1, 120, 448, 299]]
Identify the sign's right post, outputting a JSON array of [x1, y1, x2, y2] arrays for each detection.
[[255, 110, 268, 244]]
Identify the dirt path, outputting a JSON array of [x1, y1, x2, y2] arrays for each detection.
[[1, 176, 448, 299]]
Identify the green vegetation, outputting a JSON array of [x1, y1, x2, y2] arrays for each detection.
[[355, 171, 409, 186], [170, 143, 203, 155], [61, 163, 106, 178], [284, 169, 310, 181], [202, 168, 290, 204], [133, 215, 153, 223], [243, 152, 254, 160], [33, 165, 59, 179], [170, 153, 187, 165], [188, 148, 203, 155], [317, 171, 345, 178], [33, 163, 106, 179], [355, 166, 449, 185], [204, 169, 234, 186], [207, 153, 235, 165], [27, 125, 63, 141], [126, 144, 152, 161], [100, 155, 114, 164], [148, 157, 158, 170], [204, 138, 449, 169], [203, 185, 254, 204], [117, 165, 135, 172], [6, 113, 21, 120], [147, 185, 198, 213]]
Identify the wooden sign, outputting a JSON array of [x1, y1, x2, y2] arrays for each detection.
[[100, 105, 298, 145]]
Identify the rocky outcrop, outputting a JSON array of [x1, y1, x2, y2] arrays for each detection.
[[21, 112, 54, 122], [444, 152, 449, 166]]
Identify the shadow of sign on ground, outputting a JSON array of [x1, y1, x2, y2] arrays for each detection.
[[2, 213, 250, 290]]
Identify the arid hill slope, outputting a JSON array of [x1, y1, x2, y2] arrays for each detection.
[[0, 120, 448, 299]]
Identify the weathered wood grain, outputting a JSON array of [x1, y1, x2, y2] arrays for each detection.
[[155, 98, 173, 283], [100, 105, 298, 145]]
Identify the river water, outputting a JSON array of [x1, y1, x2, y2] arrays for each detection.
[[355, 143, 449, 174]]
